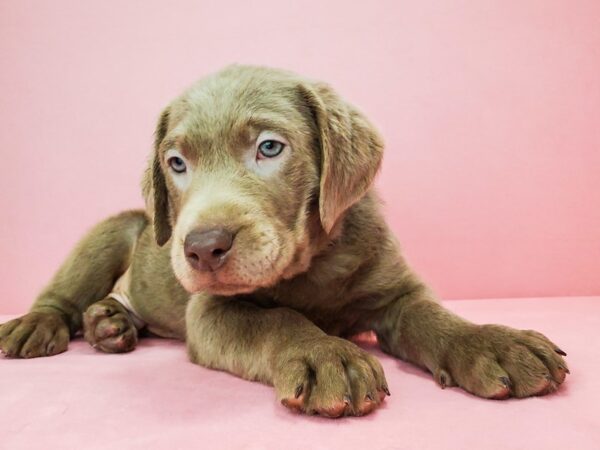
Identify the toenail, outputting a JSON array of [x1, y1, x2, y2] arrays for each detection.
[[500, 376, 512, 388]]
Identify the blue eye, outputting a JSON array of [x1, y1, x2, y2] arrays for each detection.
[[258, 140, 285, 158], [168, 156, 187, 173]]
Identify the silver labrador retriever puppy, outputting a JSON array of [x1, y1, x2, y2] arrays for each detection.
[[0, 65, 568, 417]]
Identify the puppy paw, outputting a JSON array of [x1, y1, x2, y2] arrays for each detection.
[[439, 324, 569, 398], [273, 336, 389, 417], [0, 311, 70, 358], [83, 298, 138, 353]]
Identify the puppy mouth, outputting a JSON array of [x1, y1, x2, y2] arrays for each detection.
[[173, 224, 288, 296], [184, 263, 284, 296]]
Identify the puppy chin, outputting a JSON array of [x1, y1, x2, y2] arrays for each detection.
[[177, 273, 258, 296], [204, 283, 257, 296]]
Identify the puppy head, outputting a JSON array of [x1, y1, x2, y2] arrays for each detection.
[[142, 65, 383, 295]]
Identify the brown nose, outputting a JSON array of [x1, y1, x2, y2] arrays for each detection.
[[184, 228, 234, 272]]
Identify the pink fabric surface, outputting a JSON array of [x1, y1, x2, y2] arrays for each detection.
[[1, 297, 598, 450], [2, 1, 600, 314]]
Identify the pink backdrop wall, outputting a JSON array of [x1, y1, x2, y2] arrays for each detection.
[[1, 1, 599, 314]]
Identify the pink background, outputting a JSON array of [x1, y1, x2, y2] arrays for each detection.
[[1, 0, 599, 314]]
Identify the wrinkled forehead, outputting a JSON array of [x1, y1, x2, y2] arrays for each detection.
[[164, 71, 314, 159]]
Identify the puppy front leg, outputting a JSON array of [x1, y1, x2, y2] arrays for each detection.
[[186, 295, 389, 417], [373, 281, 569, 398], [0, 211, 147, 358]]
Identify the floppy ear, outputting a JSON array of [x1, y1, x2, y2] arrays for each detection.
[[298, 83, 384, 235], [141, 108, 172, 246]]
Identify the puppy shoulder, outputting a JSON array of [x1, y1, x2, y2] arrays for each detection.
[[340, 191, 418, 297]]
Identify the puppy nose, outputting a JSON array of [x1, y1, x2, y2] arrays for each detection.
[[184, 228, 234, 272]]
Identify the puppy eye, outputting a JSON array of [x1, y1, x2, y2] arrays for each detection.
[[168, 156, 187, 173], [257, 140, 285, 159]]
